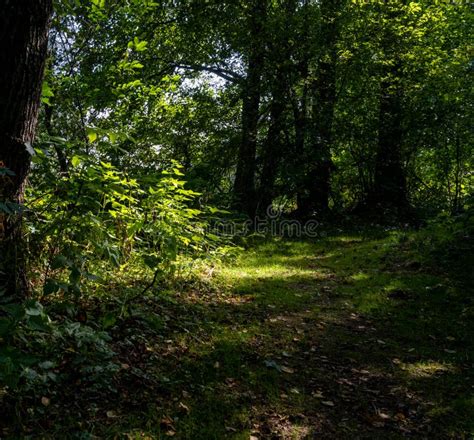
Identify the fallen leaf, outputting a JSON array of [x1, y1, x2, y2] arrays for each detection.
[[322, 401, 335, 407], [264, 359, 281, 371], [178, 402, 190, 414], [160, 416, 174, 428], [395, 413, 406, 421]]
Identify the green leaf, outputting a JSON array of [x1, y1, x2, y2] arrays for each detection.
[[0, 202, 13, 214], [0, 304, 25, 321], [41, 81, 54, 105], [101, 313, 116, 329], [0, 318, 13, 337], [144, 255, 161, 269], [25, 301, 43, 316], [0, 167, 15, 176], [51, 255, 69, 270], [43, 280, 60, 295], [27, 315, 50, 332], [71, 155, 81, 167], [39, 361, 55, 369], [69, 266, 82, 284], [87, 128, 98, 143]]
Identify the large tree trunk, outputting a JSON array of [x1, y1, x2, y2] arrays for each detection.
[[369, 72, 409, 212], [297, 0, 341, 217], [360, 3, 411, 219], [0, 0, 53, 300], [258, 4, 298, 216], [298, 56, 336, 217], [258, 86, 285, 215], [233, 0, 267, 217]]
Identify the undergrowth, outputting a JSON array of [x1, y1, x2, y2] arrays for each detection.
[[1, 214, 472, 438]]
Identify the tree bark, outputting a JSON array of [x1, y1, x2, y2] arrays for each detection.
[[297, 0, 341, 217], [369, 73, 409, 212], [233, 0, 267, 217], [0, 0, 53, 300], [360, 3, 411, 218], [257, 0, 295, 216], [258, 85, 286, 215]]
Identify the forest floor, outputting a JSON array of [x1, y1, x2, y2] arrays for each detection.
[[7, 229, 474, 439]]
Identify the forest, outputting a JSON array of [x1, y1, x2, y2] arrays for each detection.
[[0, 0, 473, 438]]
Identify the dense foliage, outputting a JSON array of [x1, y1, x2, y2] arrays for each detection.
[[37, 0, 472, 217]]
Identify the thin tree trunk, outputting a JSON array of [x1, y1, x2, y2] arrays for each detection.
[[292, 1, 311, 216], [0, 0, 53, 300], [452, 131, 461, 214], [44, 105, 69, 175]]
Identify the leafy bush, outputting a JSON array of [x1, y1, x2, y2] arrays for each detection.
[[27, 155, 231, 298], [413, 199, 474, 281], [0, 301, 50, 389], [0, 300, 118, 395], [1, 157, 233, 392]]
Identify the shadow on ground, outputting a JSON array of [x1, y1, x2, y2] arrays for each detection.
[[4, 230, 473, 439]]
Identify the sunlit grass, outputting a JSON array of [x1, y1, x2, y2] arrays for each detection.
[[400, 361, 455, 378]]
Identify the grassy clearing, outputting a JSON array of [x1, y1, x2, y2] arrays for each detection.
[[2, 228, 473, 439]]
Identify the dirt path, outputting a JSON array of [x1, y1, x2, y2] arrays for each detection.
[[106, 234, 471, 438]]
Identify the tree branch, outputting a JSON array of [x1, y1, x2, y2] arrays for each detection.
[[174, 63, 243, 83]]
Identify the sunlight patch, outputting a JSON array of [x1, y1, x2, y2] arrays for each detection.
[[351, 272, 370, 281], [400, 361, 455, 378]]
